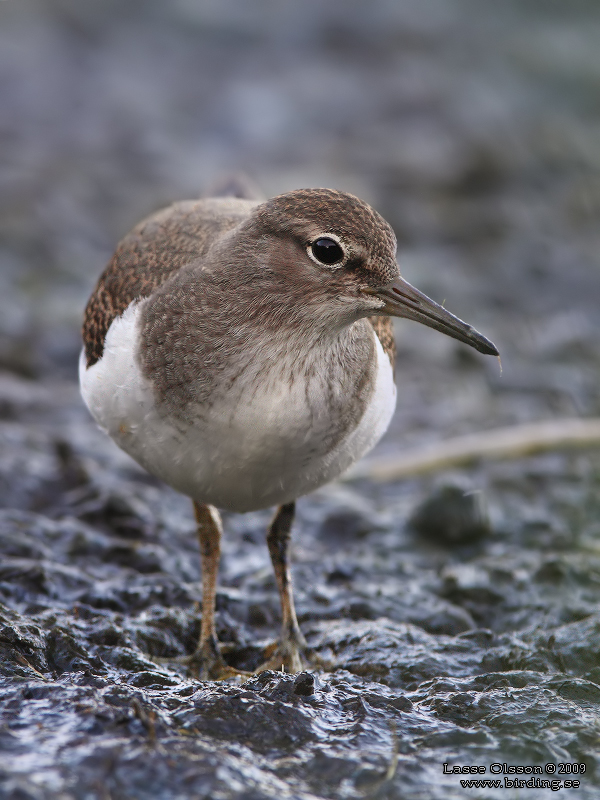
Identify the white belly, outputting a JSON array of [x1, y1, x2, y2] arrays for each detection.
[[80, 303, 396, 512]]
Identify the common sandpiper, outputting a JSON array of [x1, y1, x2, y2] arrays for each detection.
[[80, 185, 498, 679]]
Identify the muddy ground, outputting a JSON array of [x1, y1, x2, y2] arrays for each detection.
[[1, 1, 600, 798]]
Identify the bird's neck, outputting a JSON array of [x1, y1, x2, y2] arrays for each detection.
[[140, 263, 376, 416]]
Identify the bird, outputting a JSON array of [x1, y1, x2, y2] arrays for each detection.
[[79, 184, 498, 679]]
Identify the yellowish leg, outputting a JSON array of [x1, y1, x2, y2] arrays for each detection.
[[258, 502, 321, 673], [189, 501, 247, 680]]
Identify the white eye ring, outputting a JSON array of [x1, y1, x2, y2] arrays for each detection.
[[307, 234, 346, 268]]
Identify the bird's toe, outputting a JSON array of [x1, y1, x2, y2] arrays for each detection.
[[151, 639, 251, 681], [255, 632, 330, 674]]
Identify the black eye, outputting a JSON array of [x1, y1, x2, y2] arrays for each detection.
[[311, 237, 344, 265]]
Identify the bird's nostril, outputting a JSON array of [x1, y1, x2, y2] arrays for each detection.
[[392, 286, 420, 306]]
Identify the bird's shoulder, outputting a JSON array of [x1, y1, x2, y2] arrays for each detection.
[[82, 197, 257, 367], [368, 316, 396, 372]]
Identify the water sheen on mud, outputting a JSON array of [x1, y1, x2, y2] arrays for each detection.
[[2, 1, 600, 797], [1, 377, 600, 799]]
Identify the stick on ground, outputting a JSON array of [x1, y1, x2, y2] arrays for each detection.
[[345, 418, 600, 482]]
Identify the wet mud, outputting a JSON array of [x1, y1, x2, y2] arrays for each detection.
[[2, 1, 600, 798], [2, 378, 600, 800]]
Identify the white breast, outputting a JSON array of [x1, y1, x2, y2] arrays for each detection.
[[80, 303, 396, 512]]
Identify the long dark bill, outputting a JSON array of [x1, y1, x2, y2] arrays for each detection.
[[373, 276, 499, 356]]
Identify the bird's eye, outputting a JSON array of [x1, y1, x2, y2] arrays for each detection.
[[310, 237, 344, 266]]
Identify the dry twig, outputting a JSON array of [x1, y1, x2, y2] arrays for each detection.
[[346, 418, 600, 482]]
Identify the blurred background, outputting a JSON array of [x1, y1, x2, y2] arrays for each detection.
[[2, 2, 600, 797], [1, 0, 599, 408]]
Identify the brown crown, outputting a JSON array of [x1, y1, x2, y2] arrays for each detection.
[[255, 188, 398, 285]]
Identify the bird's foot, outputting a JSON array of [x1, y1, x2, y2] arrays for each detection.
[[255, 627, 328, 674], [152, 638, 251, 681], [187, 641, 252, 681]]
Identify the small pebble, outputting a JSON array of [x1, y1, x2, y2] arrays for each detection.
[[293, 672, 315, 696], [408, 485, 490, 545]]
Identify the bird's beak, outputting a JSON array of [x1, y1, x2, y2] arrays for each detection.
[[369, 275, 499, 356]]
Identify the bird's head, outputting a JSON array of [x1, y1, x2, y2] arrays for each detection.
[[245, 188, 498, 356]]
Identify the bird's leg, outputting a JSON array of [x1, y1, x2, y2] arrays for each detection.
[[257, 501, 321, 673], [187, 501, 248, 680]]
